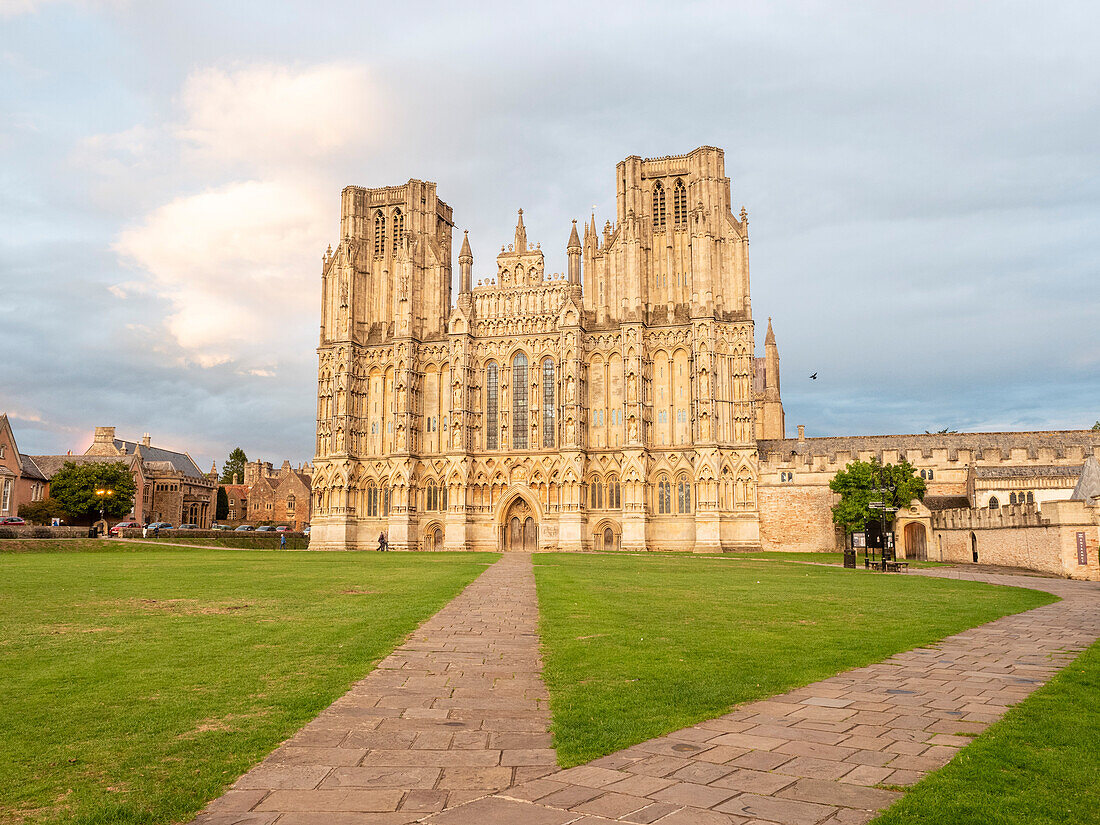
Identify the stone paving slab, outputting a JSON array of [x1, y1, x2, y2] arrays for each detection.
[[425, 569, 1098, 825], [191, 553, 556, 824]]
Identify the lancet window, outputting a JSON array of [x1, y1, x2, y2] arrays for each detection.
[[513, 353, 528, 449], [392, 208, 404, 253], [673, 178, 687, 227], [652, 180, 666, 230], [657, 476, 672, 514], [542, 358, 555, 447], [374, 211, 386, 256], [677, 475, 692, 513], [486, 363, 499, 450]]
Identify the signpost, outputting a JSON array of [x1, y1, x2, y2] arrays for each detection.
[[1077, 532, 1089, 566]]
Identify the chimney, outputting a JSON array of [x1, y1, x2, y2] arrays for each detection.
[[798, 425, 805, 442], [141, 433, 151, 448], [94, 426, 115, 444]]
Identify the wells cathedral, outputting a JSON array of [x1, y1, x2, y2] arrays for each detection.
[[313, 147, 783, 552], [311, 146, 1100, 576]]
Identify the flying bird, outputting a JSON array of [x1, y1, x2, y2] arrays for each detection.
[[810, 373, 817, 380]]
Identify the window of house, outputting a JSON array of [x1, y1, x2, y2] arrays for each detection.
[[486, 363, 499, 449], [513, 353, 528, 449], [1, 478, 10, 512], [542, 358, 555, 448], [286, 496, 295, 513], [989, 496, 1000, 509], [1009, 492, 1017, 505], [0, 445, 5, 458], [1026, 491, 1034, 504]]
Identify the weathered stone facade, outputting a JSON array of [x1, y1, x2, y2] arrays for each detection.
[[312, 147, 785, 551]]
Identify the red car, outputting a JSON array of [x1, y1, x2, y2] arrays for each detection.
[[109, 521, 141, 536], [0, 516, 25, 525]]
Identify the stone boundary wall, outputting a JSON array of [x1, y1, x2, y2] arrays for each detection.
[[758, 484, 841, 552], [0, 526, 92, 539], [931, 500, 1099, 581], [118, 529, 307, 540]]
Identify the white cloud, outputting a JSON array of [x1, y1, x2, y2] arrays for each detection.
[[113, 178, 329, 367], [177, 63, 375, 168]]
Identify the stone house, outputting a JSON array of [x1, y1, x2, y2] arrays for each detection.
[[239, 460, 312, 529], [0, 414, 49, 519]]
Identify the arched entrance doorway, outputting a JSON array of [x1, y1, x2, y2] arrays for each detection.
[[904, 522, 927, 560], [424, 524, 444, 552], [501, 498, 537, 552]]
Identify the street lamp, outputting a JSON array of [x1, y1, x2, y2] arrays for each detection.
[[94, 488, 114, 536]]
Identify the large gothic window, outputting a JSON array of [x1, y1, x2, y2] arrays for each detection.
[[486, 363, 499, 450], [366, 483, 378, 517], [652, 181, 666, 230], [542, 358, 555, 447], [374, 211, 386, 256], [513, 353, 528, 449], [392, 208, 404, 253], [657, 476, 671, 514], [677, 475, 692, 513], [673, 178, 687, 227], [608, 477, 621, 509]]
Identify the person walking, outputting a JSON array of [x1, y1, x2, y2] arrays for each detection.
[[142, 523, 148, 539], [378, 531, 386, 552], [280, 533, 286, 550]]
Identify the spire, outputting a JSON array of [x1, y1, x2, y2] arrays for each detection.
[[459, 230, 472, 263], [567, 219, 581, 251], [514, 209, 527, 252], [458, 230, 473, 293], [765, 316, 776, 347]]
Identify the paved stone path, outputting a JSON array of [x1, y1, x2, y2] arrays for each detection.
[[420, 569, 1099, 825], [193, 561, 1100, 825], [192, 552, 556, 825]]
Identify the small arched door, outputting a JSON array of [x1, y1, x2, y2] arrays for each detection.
[[502, 498, 537, 552], [904, 523, 927, 561], [604, 527, 615, 552]]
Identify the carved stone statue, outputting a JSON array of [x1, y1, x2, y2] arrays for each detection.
[[627, 373, 638, 402], [566, 374, 576, 403], [628, 417, 639, 441]]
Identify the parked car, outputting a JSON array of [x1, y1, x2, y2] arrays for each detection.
[[109, 521, 140, 536], [234, 525, 253, 531], [147, 522, 173, 531], [177, 524, 199, 530], [255, 525, 276, 532], [275, 525, 292, 532], [0, 516, 26, 525], [210, 523, 232, 531]]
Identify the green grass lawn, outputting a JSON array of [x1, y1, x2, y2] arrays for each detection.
[[533, 553, 1055, 767], [871, 637, 1100, 825], [703, 551, 947, 568], [0, 546, 496, 825]]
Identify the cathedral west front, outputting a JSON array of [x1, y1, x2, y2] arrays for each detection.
[[311, 146, 786, 552]]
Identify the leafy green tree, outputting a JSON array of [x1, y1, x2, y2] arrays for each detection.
[[1092, 421, 1100, 431], [829, 458, 926, 535], [220, 447, 248, 484], [49, 461, 137, 523], [18, 497, 67, 525], [216, 486, 229, 520]]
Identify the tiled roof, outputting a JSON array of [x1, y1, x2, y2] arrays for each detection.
[[923, 495, 971, 511], [19, 455, 47, 480], [29, 454, 140, 478], [114, 439, 204, 478]]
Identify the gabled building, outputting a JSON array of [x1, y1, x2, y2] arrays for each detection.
[[0, 414, 49, 519]]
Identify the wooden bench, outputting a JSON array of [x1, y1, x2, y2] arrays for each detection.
[[884, 561, 909, 573]]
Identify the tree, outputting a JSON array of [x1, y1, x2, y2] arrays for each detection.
[[220, 447, 248, 484], [216, 486, 229, 521], [1092, 421, 1100, 431], [925, 428, 958, 434], [829, 458, 926, 535], [49, 461, 137, 523], [18, 497, 67, 525]]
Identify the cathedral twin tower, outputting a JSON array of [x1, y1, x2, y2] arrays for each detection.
[[313, 146, 784, 552]]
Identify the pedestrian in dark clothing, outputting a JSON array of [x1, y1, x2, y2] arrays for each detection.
[[378, 532, 386, 552]]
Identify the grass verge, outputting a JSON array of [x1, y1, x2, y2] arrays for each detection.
[[533, 553, 1055, 767], [0, 547, 496, 825], [871, 637, 1100, 825], [126, 535, 313, 550]]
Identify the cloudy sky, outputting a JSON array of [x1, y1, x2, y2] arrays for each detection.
[[2, 1, 1097, 471]]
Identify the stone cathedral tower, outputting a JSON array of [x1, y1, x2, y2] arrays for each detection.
[[312, 147, 784, 552]]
